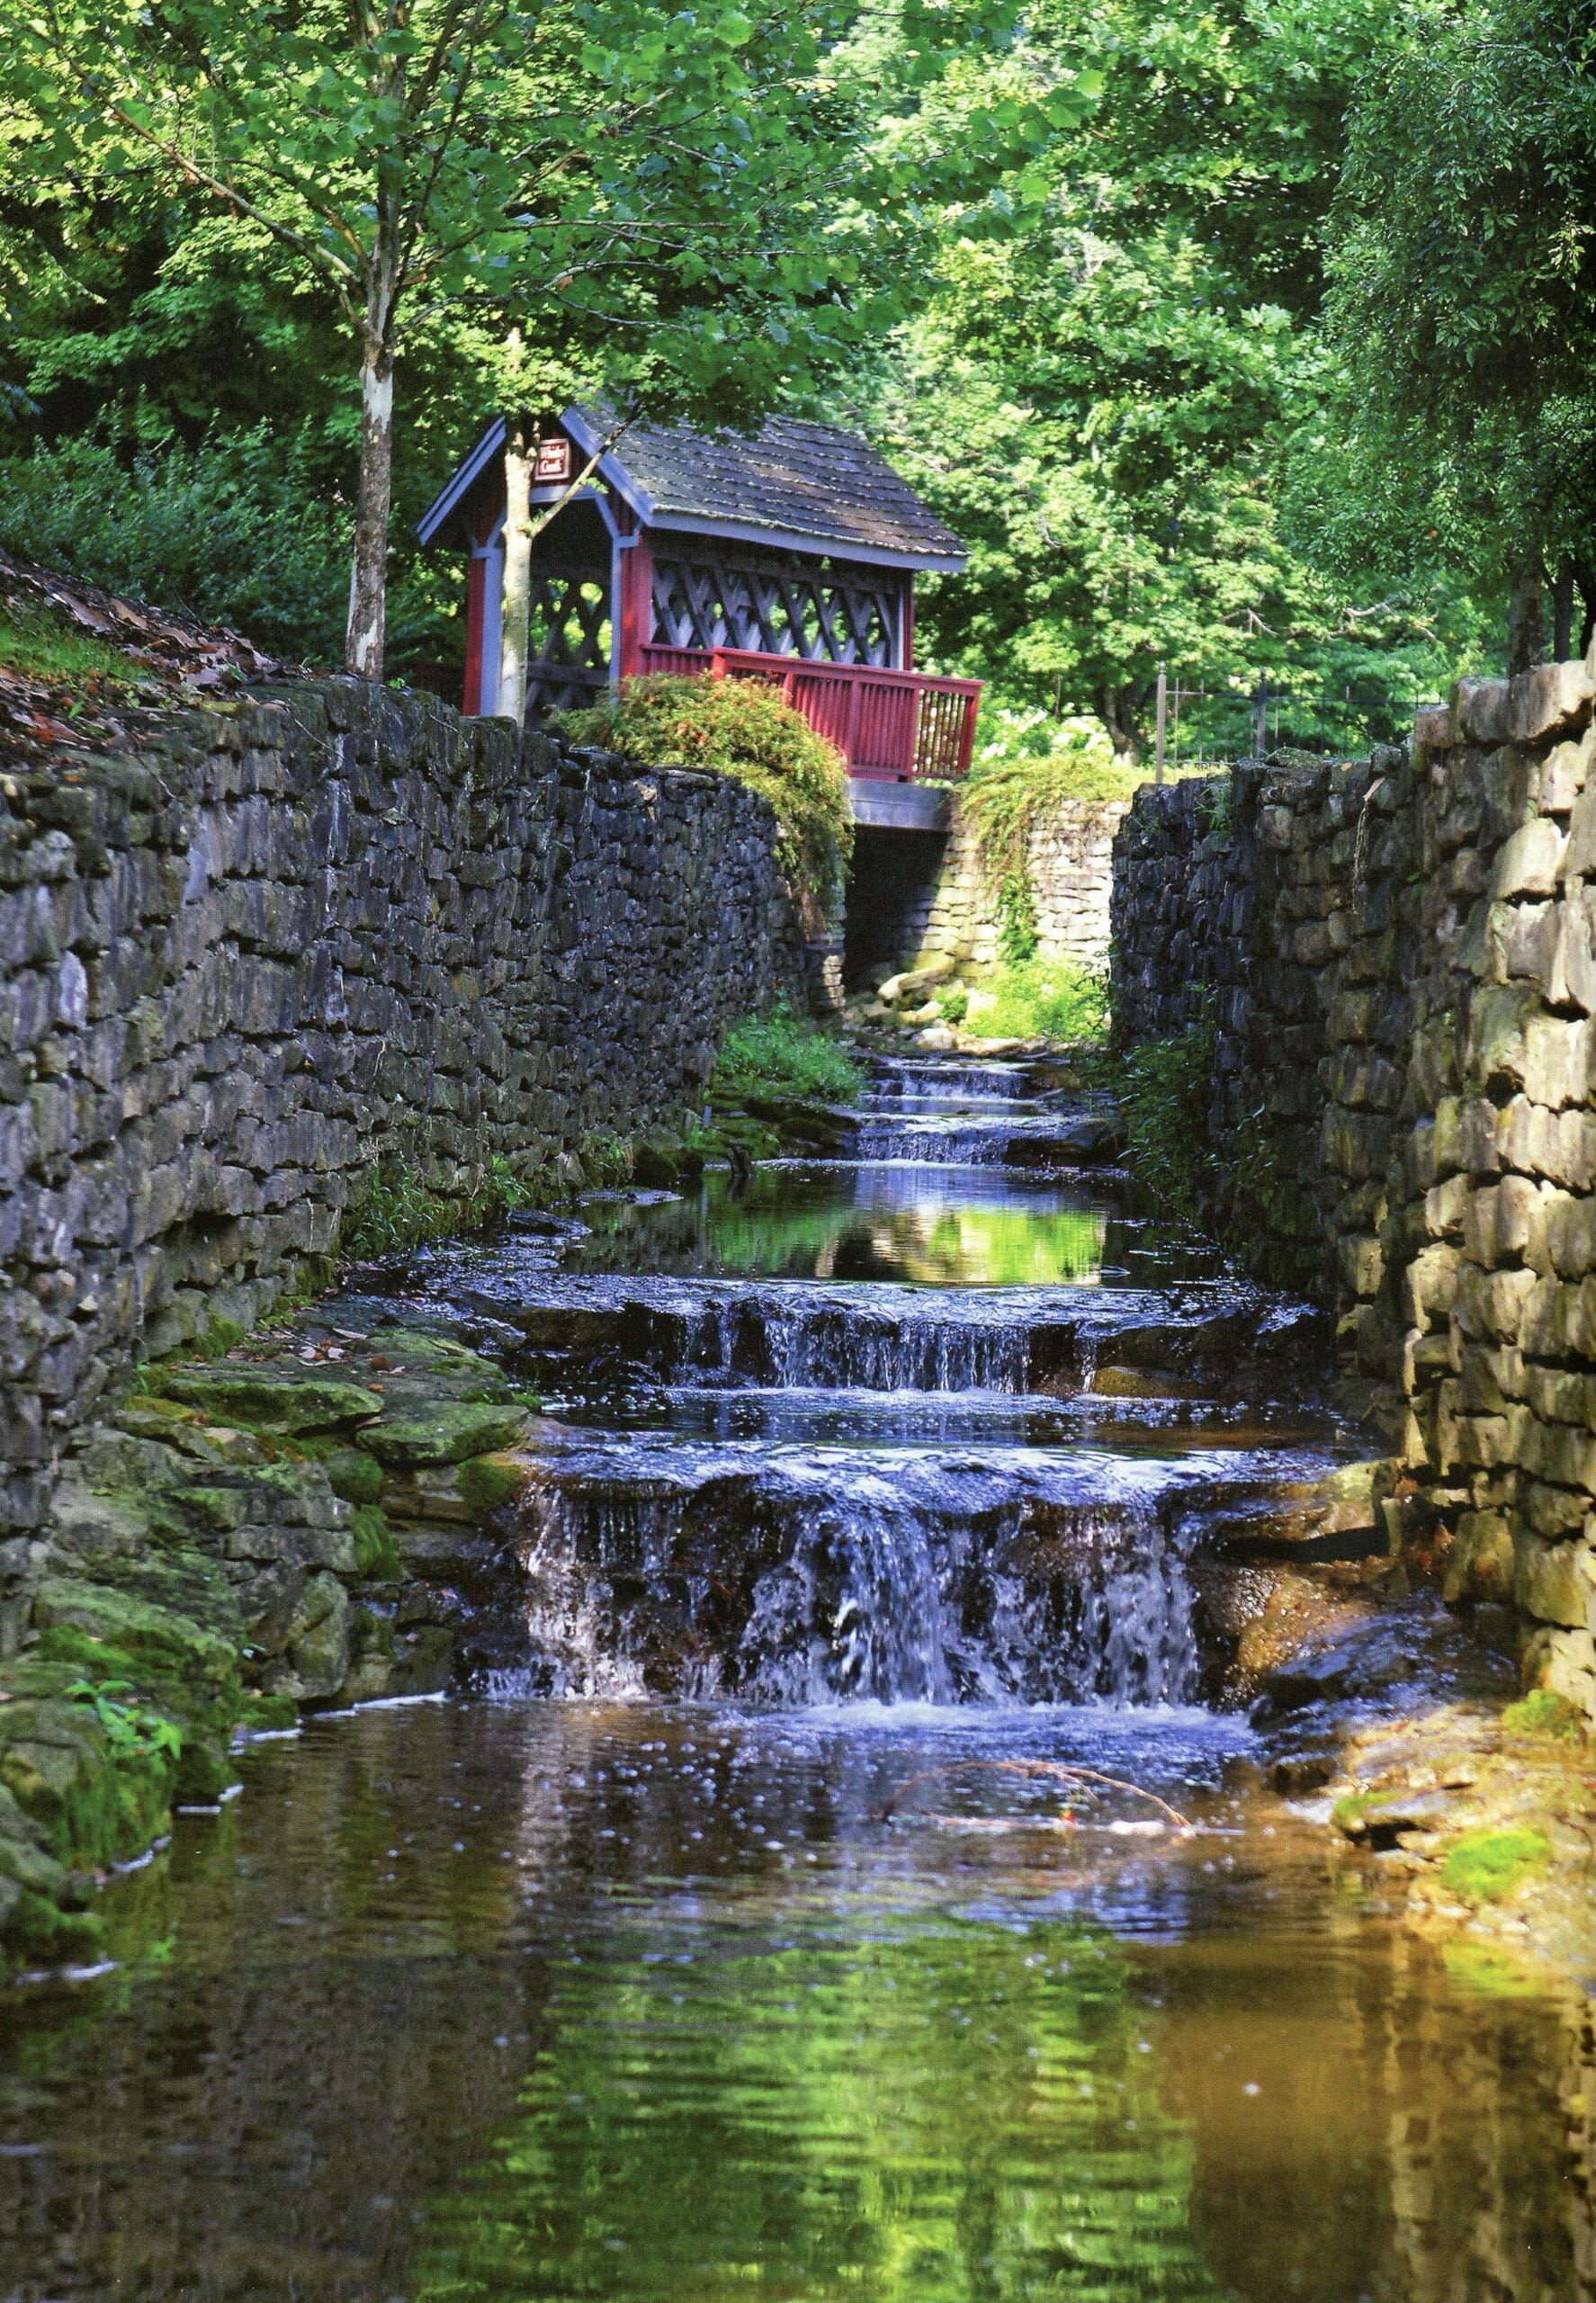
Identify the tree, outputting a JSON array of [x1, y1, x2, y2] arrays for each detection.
[[6, 0, 547, 677], [4, 0, 901, 684], [1323, 0, 1596, 668], [853, 0, 1487, 754]]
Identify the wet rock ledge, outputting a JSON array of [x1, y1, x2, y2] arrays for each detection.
[[0, 1310, 537, 1975]]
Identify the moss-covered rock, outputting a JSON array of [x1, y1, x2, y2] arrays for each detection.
[[454, 1453, 533, 1516], [1440, 1828, 1552, 1904], [324, 1445, 384, 1504], [151, 1368, 383, 1432], [29, 1578, 239, 1698], [358, 1401, 531, 1468]]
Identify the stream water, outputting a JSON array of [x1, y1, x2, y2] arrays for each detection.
[[0, 1055, 1588, 2300]]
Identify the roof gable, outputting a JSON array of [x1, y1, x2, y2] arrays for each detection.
[[418, 409, 966, 572]]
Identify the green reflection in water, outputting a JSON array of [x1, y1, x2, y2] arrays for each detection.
[[418, 1914, 1219, 2302], [573, 1177, 1115, 1287]]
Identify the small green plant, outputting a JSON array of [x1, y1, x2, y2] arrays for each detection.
[[1502, 1689, 1585, 1741], [713, 1007, 865, 1104], [1441, 1828, 1551, 1904], [560, 674, 853, 920], [1112, 1006, 1218, 1214], [66, 1680, 184, 1763], [964, 958, 1107, 1044]]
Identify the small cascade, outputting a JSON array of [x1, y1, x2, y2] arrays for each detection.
[[515, 1447, 1206, 1708], [413, 1044, 1324, 1716], [870, 1058, 1044, 1101], [692, 1297, 1031, 1393]]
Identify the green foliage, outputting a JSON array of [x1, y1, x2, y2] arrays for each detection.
[[342, 1151, 540, 1259], [858, 0, 1487, 753], [1440, 1828, 1551, 1904], [65, 1680, 183, 1764], [964, 958, 1107, 1044], [350, 1505, 401, 1583], [713, 1008, 865, 1106], [1502, 1689, 1586, 1742], [1320, 0, 1596, 614], [564, 676, 854, 916], [0, 430, 391, 668], [1112, 1010, 1217, 1214], [960, 712, 1130, 962]]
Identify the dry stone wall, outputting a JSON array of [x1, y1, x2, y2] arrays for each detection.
[[1111, 658, 1596, 1718], [847, 796, 1128, 990], [0, 678, 805, 1537]]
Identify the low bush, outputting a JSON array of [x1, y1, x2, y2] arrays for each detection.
[[962, 958, 1107, 1044], [1112, 1008, 1217, 1214], [713, 1007, 864, 1105], [0, 429, 455, 676], [561, 674, 852, 919]]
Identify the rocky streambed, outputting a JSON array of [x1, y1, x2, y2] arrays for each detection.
[[2, 1045, 1594, 2299]]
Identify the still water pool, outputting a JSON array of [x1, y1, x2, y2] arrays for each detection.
[[0, 1695, 1585, 2303]]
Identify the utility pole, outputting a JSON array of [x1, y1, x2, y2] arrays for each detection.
[[1154, 663, 1168, 786]]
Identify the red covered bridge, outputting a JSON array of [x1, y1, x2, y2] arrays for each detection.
[[417, 408, 980, 790]]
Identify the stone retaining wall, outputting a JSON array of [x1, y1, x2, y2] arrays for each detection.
[[846, 796, 1127, 989], [0, 678, 805, 1536], [1110, 658, 1596, 1717]]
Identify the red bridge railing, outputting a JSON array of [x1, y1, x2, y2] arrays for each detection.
[[637, 645, 981, 782]]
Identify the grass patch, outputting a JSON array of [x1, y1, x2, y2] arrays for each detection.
[[1502, 1689, 1586, 1741], [0, 596, 143, 693], [712, 1008, 864, 1105], [962, 957, 1108, 1044], [1440, 1828, 1551, 1904], [341, 1152, 542, 1259], [560, 674, 852, 921]]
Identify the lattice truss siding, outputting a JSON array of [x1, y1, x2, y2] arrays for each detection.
[[526, 567, 611, 715], [651, 551, 900, 667]]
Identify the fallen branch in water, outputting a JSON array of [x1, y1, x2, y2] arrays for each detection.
[[874, 1758, 1195, 1836]]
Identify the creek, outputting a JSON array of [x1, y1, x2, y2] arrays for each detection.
[[0, 1055, 1587, 2300]]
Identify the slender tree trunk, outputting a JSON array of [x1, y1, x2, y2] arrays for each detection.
[[1554, 561, 1575, 661], [499, 414, 536, 721], [345, 330, 394, 678], [1574, 560, 1596, 660], [1506, 563, 1546, 677]]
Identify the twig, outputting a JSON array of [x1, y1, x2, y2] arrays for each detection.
[[874, 1758, 1194, 1835]]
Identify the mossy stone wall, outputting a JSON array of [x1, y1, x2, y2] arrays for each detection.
[[1110, 656, 1596, 1719], [0, 679, 805, 1538]]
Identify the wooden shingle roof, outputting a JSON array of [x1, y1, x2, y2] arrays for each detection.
[[418, 408, 967, 571], [590, 413, 967, 568]]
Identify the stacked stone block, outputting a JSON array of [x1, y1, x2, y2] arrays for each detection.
[[1110, 660, 1596, 1716], [0, 679, 805, 1537]]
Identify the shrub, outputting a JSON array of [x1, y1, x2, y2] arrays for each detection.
[[1113, 1008, 1218, 1214], [0, 428, 454, 676], [713, 1007, 864, 1105], [960, 712, 1131, 963], [964, 958, 1107, 1044], [561, 674, 852, 919]]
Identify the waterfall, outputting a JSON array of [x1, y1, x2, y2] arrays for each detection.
[[516, 1456, 1200, 1709]]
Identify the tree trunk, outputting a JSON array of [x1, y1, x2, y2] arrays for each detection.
[[345, 330, 395, 679], [1574, 560, 1596, 660], [1096, 683, 1142, 766], [1506, 564, 1546, 677], [498, 415, 535, 722], [1554, 561, 1575, 661]]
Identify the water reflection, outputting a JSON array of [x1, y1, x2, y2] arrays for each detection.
[[563, 1164, 1214, 1290], [0, 1701, 1585, 2303]]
